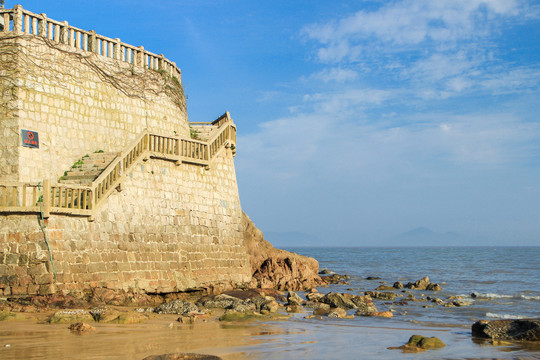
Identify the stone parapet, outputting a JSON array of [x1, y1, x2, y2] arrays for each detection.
[[0, 5, 181, 80]]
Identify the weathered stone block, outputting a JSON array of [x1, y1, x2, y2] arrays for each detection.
[[34, 273, 54, 285], [5, 254, 18, 265], [28, 263, 48, 276], [11, 285, 28, 295]]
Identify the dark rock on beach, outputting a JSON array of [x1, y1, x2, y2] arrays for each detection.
[[472, 319, 540, 341], [305, 292, 324, 302], [197, 294, 255, 313], [352, 296, 378, 315], [426, 283, 442, 291], [311, 303, 331, 315], [286, 291, 305, 306], [320, 292, 356, 310], [365, 291, 396, 301], [393, 281, 404, 289], [320, 273, 350, 285], [328, 307, 348, 318], [154, 300, 198, 315]]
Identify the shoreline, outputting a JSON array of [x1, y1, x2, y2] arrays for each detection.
[[1, 309, 538, 360], [1, 287, 539, 360]]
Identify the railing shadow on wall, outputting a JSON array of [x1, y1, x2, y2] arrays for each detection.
[[0, 112, 237, 220], [0, 5, 181, 79]]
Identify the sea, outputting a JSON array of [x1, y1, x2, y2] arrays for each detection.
[[235, 246, 540, 359], [1, 246, 539, 360]]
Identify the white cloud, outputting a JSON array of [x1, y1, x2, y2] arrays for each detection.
[[303, 89, 392, 114], [308, 67, 359, 83], [299, 0, 535, 98], [303, 0, 524, 63], [238, 108, 539, 188], [480, 68, 540, 94]]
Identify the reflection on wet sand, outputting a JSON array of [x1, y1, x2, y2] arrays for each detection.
[[0, 315, 277, 360], [1, 314, 539, 360]]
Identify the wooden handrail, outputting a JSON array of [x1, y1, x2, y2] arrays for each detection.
[[0, 116, 236, 218]]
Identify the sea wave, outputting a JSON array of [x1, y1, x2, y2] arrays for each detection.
[[471, 293, 540, 301], [486, 312, 529, 320]]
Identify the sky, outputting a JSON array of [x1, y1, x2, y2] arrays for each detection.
[[7, 1, 540, 246]]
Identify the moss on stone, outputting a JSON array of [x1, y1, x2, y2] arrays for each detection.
[[407, 335, 446, 349], [48, 310, 94, 324]]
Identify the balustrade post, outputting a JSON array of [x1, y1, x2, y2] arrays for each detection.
[[60, 21, 68, 44], [13, 4, 23, 34], [42, 179, 51, 218], [158, 54, 165, 71], [39, 13, 47, 37], [137, 46, 145, 68], [114, 38, 121, 59], [2, 13, 9, 33], [88, 30, 97, 53]]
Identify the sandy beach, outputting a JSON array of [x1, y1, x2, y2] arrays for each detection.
[[1, 305, 539, 360]]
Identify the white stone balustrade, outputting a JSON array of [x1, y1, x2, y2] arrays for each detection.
[[0, 5, 181, 80]]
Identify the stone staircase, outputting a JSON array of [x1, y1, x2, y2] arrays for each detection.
[[59, 152, 118, 185], [190, 126, 213, 141]]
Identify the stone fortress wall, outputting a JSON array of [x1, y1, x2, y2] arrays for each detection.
[[0, 5, 252, 297], [0, 5, 188, 183]]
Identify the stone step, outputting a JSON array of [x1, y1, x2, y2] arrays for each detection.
[[64, 170, 101, 177], [58, 179, 93, 186], [59, 151, 118, 186]]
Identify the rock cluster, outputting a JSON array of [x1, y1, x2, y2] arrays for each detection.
[[295, 290, 392, 319], [404, 277, 442, 291], [154, 300, 199, 315]]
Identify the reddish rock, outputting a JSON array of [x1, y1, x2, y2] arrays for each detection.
[[244, 213, 323, 291]]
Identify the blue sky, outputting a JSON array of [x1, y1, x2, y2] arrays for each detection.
[[9, 1, 540, 246]]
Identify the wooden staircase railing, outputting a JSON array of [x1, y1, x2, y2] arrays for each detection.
[[0, 113, 237, 218]]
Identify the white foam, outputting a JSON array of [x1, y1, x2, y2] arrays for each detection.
[[486, 312, 528, 320], [473, 292, 540, 301], [473, 292, 513, 299]]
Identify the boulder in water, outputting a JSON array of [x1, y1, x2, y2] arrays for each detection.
[[320, 292, 356, 310], [389, 335, 446, 352], [286, 291, 305, 306], [328, 307, 348, 318], [365, 291, 396, 301], [472, 319, 540, 341]]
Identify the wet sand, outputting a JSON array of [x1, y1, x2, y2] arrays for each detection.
[[1, 310, 539, 360]]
